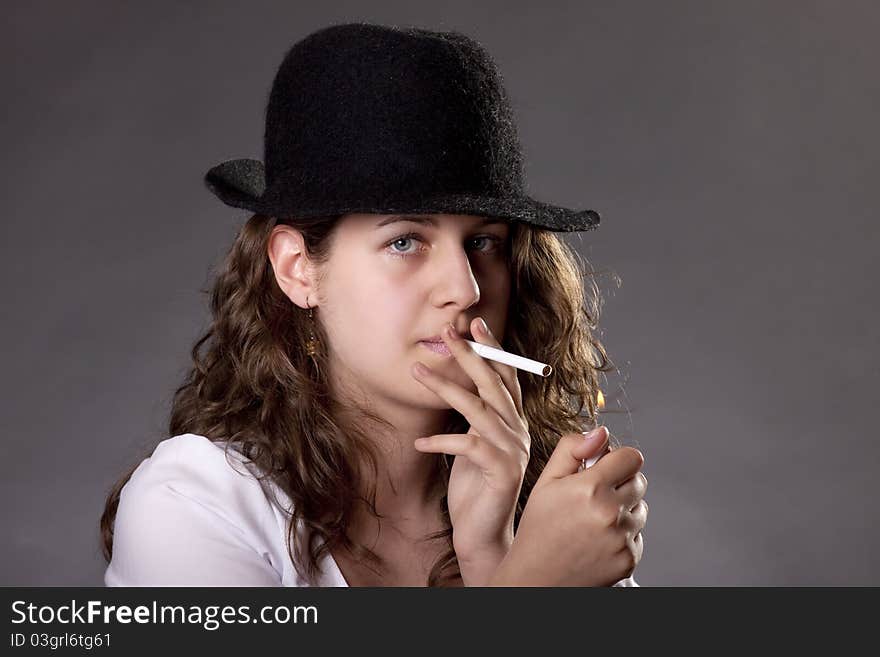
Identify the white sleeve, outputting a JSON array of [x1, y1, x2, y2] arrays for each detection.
[[105, 434, 286, 587], [613, 576, 639, 587]]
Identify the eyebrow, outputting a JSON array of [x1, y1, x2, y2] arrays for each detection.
[[375, 215, 509, 228]]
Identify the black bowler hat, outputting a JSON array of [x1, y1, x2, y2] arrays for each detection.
[[204, 22, 601, 232]]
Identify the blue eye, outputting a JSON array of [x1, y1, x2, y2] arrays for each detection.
[[388, 235, 419, 255], [385, 233, 505, 259]]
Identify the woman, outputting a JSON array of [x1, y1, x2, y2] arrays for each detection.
[[100, 22, 648, 587]]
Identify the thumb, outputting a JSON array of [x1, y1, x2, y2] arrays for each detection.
[[534, 427, 609, 489], [571, 426, 610, 460]]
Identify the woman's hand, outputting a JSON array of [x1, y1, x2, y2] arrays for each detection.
[[411, 317, 530, 583], [490, 428, 648, 586]]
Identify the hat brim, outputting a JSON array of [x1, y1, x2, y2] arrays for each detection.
[[204, 158, 600, 232]]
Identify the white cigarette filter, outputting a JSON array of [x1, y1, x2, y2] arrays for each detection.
[[463, 339, 552, 377]]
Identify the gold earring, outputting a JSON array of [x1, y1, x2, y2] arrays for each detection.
[[305, 295, 317, 357]]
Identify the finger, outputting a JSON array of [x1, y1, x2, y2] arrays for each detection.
[[613, 471, 648, 510], [533, 434, 589, 488], [619, 499, 648, 532], [439, 321, 525, 434], [628, 531, 644, 568], [615, 522, 644, 579], [412, 360, 519, 453], [633, 499, 648, 531], [413, 433, 505, 472], [571, 427, 610, 460], [469, 317, 525, 418], [587, 446, 645, 488]]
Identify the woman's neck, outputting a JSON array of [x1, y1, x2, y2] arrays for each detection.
[[334, 388, 452, 521], [359, 435, 446, 526]]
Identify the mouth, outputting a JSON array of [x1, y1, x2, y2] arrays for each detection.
[[419, 340, 453, 356], [418, 328, 473, 357]]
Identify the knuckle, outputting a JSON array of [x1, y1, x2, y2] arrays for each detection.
[[633, 505, 647, 529], [635, 449, 645, 468], [625, 447, 645, 468], [614, 446, 643, 470]]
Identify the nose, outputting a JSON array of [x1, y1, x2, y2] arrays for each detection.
[[429, 244, 481, 310]]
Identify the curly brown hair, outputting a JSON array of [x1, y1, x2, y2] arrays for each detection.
[[99, 213, 616, 586]]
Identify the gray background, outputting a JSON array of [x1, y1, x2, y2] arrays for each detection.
[[2, 1, 877, 586]]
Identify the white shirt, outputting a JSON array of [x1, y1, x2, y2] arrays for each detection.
[[105, 433, 637, 587]]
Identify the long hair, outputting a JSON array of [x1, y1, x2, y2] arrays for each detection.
[[99, 213, 616, 586]]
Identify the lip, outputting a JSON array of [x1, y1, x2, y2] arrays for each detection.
[[418, 326, 473, 357], [419, 340, 453, 356]]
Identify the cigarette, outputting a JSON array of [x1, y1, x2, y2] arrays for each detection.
[[463, 339, 552, 377]]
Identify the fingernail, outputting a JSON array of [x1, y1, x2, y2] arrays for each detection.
[[445, 323, 458, 339], [584, 426, 607, 443], [478, 318, 489, 334]]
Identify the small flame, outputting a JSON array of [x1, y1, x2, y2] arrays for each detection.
[[597, 390, 605, 410]]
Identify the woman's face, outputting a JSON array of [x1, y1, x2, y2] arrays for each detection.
[[316, 213, 512, 415]]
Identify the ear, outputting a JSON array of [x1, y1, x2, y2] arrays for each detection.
[[267, 224, 317, 308]]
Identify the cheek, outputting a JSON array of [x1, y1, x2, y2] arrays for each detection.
[[326, 276, 420, 355], [366, 281, 421, 339]]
